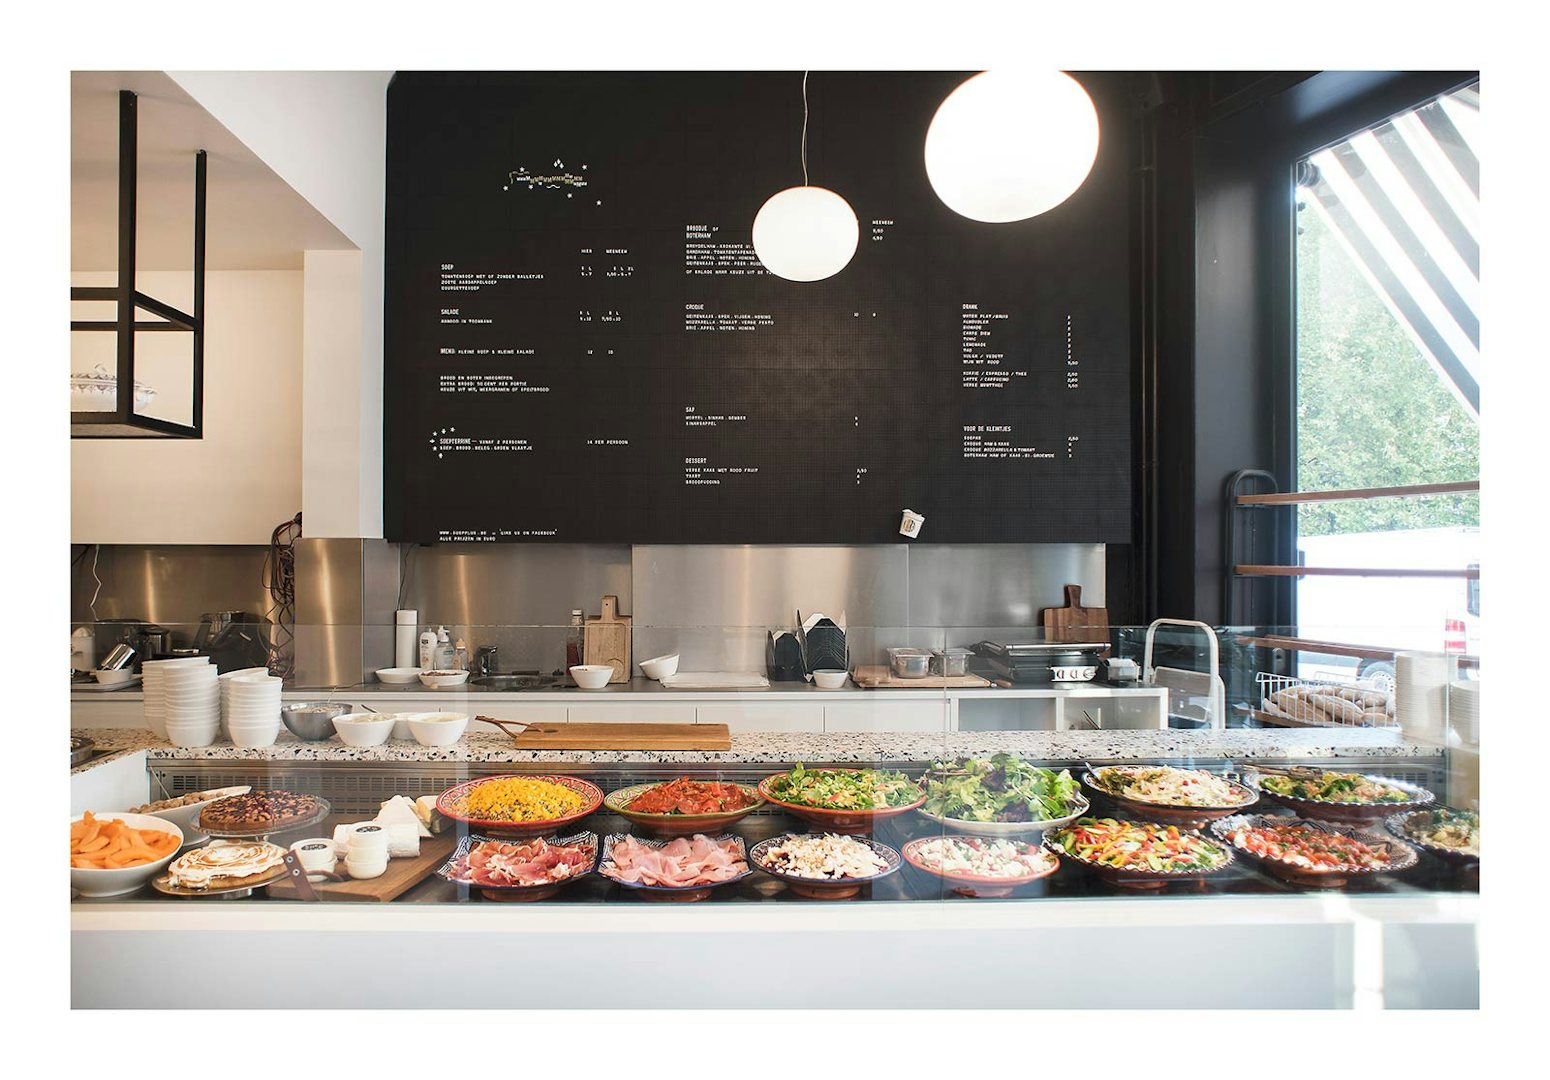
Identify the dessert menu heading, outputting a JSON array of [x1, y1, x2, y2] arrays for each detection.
[[385, 71, 1132, 543]]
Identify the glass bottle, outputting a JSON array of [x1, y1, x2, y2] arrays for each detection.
[[565, 609, 585, 669]]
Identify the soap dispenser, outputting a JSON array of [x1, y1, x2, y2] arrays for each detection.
[[435, 626, 455, 669]]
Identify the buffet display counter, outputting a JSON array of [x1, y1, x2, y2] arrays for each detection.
[[70, 728, 1475, 1009]]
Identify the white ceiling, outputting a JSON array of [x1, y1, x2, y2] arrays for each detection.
[[72, 71, 355, 271]]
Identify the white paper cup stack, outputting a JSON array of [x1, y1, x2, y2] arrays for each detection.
[[142, 657, 212, 742], [161, 661, 221, 747], [1394, 652, 1455, 745], [1447, 679, 1480, 746], [218, 667, 271, 738], [225, 673, 283, 748]]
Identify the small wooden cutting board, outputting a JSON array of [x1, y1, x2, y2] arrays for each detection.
[[1043, 584, 1110, 643], [510, 722, 732, 751], [852, 665, 990, 689], [584, 595, 631, 684], [267, 819, 456, 903]]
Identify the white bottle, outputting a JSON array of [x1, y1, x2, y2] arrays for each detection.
[[435, 626, 454, 669], [395, 610, 419, 669], [418, 629, 437, 670]]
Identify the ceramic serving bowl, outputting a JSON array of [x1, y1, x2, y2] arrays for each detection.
[[70, 812, 184, 897], [1213, 813, 1418, 889], [374, 667, 424, 685], [748, 833, 902, 899], [419, 670, 470, 689], [914, 792, 1091, 839], [436, 774, 604, 838], [331, 713, 395, 747], [603, 781, 765, 837], [901, 835, 1061, 898], [1080, 767, 1259, 829], [598, 833, 752, 902], [1385, 808, 1480, 867], [757, 769, 926, 835], [569, 665, 614, 689], [638, 654, 680, 680], [1044, 818, 1235, 890], [812, 669, 849, 689], [437, 831, 599, 902], [406, 712, 469, 747], [90, 668, 138, 686], [1251, 770, 1435, 824]]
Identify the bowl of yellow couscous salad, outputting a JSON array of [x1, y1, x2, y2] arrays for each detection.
[[436, 774, 604, 837]]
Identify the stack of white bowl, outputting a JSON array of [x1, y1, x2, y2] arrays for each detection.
[[142, 657, 213, 741], [1394, 651, 1455, 745], [161, 662, 221, 747], [218, 667, 271, 738], [226, 673, 284, 748], [1447, 679, 1480, 746]]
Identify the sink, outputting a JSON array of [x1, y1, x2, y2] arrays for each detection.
[[470, 674, 563, 690]]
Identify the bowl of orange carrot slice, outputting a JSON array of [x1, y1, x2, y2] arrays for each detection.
[[70, 811, 184, 897]]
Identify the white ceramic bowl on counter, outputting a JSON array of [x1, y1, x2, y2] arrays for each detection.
[[331, 713, 396, 747], [406, 712, 469, 747], [374, 667, 424, 685], [90, 668, 139, 686], [812, 669, 850, 689], [418, 670, 470, 689], [639, 653, 680, 680], [569, 664, 614, 690], [70, 813, 184, 897]]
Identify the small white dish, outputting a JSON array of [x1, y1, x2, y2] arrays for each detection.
[[639, 653, 680, 680], [407, 712, 468, 747], [290, 838, 338, 873], [569, 664, 614, 690], [91, 668, 139, 686], [331, 713, 395, 747], [418, 670, 470, 689], [375, 667, 424, 685], [812, 669, 850, 689]]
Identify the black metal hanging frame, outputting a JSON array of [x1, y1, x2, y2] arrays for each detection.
[[71, 90, 205, 439]]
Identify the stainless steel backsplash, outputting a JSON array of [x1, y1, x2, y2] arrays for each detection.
[[77, 541, 1105, 683]]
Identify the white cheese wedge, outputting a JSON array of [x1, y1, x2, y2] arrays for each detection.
[[378, 795, 432, 838]]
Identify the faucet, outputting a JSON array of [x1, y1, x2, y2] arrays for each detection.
[[474, 645, 500, 678]]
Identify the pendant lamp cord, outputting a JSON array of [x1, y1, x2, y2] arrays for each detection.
[[801, 70, 810, 186]]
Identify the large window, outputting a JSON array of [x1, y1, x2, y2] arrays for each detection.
[[1293, 82, 1479, 671]]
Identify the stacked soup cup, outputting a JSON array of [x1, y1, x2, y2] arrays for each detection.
[[217, 667, 270, 739], [160, 661, 221, 747], [142, 657, 214, 742], [225, 672, 284, 747]]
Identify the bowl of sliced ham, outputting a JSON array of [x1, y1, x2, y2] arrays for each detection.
[[437, 832, 599, 902], [598, 833, 752, 902]]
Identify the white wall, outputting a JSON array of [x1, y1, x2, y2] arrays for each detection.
[[168, 71, 390, 537], [301, 250, 366, 537], [70, 270, 303, 543]]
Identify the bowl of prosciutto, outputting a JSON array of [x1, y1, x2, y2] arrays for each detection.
[[603, 778, 765, 837], [437, 832, 599, 902], [597, 833, 752, 902]]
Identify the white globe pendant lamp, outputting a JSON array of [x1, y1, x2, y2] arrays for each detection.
[[752, 72, 859, 282], [924, 69, 1100, 224]]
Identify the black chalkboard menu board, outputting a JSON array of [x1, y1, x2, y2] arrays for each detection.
[[384, 71, 1132, 543]]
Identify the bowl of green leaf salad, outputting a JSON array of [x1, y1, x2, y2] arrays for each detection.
[[757, 765, 926, 834], [918, 754, 1089, 837]]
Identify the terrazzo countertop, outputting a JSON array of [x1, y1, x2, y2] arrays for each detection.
[[72, 725, 1442, 770]]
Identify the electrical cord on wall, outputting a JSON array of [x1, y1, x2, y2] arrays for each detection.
[[88, 544, 102, 621], [262, 512, 302, 677], [397, 542, 419, 612]]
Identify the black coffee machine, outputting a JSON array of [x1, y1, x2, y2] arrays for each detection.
[[194, 611, 273, 673]]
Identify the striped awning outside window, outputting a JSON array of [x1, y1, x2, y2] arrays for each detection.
[[1302, 82, 1479, 416]]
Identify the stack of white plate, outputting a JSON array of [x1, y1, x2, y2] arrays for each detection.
[[1394, 651, 1455, 744], [142, 657, 212, 741], [1448, 679, 1480, 746], [162, 662, 221, 747], [218, 667, 271, 738], [225, 673, 283, 748]]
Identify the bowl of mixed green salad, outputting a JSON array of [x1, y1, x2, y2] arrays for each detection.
[[917, 754, 1089, 836], [1253, 768, 1434, 823], [758, 765, 926, 833]]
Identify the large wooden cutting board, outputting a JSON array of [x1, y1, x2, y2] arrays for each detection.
[[852, 665, 990, 689], [267, 820, 456, 903], [584, 595, 631, 684], [1042, 584, 1110, 643], [510, 722, 732, 751]]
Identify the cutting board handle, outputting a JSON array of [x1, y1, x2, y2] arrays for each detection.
[[599, 595, 620, 621], [1064, 584, 1083, 608]]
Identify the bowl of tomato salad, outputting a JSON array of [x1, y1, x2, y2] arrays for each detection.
[[603, 778, 766, 837], [1043, 816, 1234, 889], [1212, 814, 1418, 888]]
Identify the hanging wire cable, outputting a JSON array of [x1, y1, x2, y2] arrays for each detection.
[[800, 70, 810, 186], [88, 544, 103, 621], [261, 512, 302, 677]]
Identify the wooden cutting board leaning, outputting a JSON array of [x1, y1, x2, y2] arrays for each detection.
[[1042, 584, 1110, 643], [583, 594, 631, 683]]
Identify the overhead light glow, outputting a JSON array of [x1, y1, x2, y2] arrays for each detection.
[[752, 185, 859, 282]]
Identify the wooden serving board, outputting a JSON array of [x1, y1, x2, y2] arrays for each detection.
[[267, 820, 456, 903], [584, 594, 631, 684], [1043, 584, 1110, 643], [509, 722, 732, 751], [852, 665, 991, 689]]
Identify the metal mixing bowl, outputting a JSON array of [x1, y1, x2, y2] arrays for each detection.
[[280, 701, 353, 741]]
